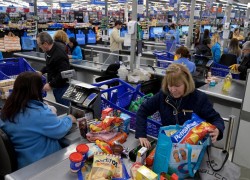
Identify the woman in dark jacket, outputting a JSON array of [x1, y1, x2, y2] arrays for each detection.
[[53, 30, 70, 54], [136, 64, 225, 148]]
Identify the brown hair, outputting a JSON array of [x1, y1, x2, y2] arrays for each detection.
[[162, 64, 195, 97], [175, 46, 191, 59], [229, 38, 241, 57], [0, 72, 44, 122], [53, 30, 69, 44]]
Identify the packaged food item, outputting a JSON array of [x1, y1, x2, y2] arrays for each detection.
[[108, 132, 128, 146], [119, 113, 131, 134], [136, 165, 158, 180], [171, 113, 216, 145], [130, 162, 142, 180], [102, 108, 113, 120], [159, 172, 178, 180], [146, 147, 156, 167], [87, 153, 121, 180], [86, 143, 102, 159], [69, 152, 83, 173], [78, 117, 88, 138], [76, 144, 89, 161], [86, 131, 118, 143], [111, 143, 124, 156], [136, 147, 147, 165], [90, 117, 123, 133], [96, 140, 113, 154], [129, 140, 156, 162]]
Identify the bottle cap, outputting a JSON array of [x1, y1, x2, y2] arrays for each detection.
[[76, 144, 89, 154], [69, 152, 83, 162]]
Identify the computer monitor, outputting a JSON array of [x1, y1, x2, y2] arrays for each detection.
[[149, 26, 164, 38], [204, 25, 211, 31], [45, 30, 57, 38], [181, 26, 189, 33]]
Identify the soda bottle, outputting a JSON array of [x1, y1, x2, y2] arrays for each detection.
[[129, 140, 156, 162], [78, 117, 87, 138]]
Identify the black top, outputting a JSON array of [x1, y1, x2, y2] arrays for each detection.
[[41, 42, 70, 88], [239, 54, 250, 80]]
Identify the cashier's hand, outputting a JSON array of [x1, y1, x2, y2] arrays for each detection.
[[209, 128, 219, 143], [43, 83, 52, 92], [139, 138, 151, 149], [68, 114, 77, 123]]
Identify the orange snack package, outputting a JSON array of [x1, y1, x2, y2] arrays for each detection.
[[95, 140, 113, 154]]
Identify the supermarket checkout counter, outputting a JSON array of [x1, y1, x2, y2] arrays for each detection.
[[198, 79, 245, 148], [4, 132, 140, 180]]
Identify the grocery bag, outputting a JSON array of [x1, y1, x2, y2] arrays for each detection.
[[87, 30, 96, 44], [153, 122, 210, 179], [76, 30, 85, 45], [66, 29, 75, 39], [21, 32, 35, 50]]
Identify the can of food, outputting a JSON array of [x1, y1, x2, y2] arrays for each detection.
[[76, 144, 89, 161], [69, 152, 83, 173]]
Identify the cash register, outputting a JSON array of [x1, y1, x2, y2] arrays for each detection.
[[192, 55, 213, 88]]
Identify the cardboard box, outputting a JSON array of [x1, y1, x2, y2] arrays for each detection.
[[136, 147, 147, 165], [136, 165, 158, 180]]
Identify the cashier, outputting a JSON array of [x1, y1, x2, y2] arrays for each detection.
[[135, 64, 225, 148], [0, 72, 77, 169], [68, 37, 83, 60], [230, 41, 250, 80]]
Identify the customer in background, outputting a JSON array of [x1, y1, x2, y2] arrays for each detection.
[[230, 41, 250, 80], [211, 32, 221, 63], [194, 27, 200, 47], [232, 28, 244, 41], [110, 21, 124, 53], [135, 64, 225, 148], [224, 38, 242, 63], [195, 38, 212, 57], [37, 32, 70, 106], [53, 30, 70, 54], [68, 37, 83, 60], [0, 72, 76, 169], [201, 29, 210, 45], [172, 46, 196, 74]]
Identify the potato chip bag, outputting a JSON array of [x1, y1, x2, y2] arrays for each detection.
[[87, 153, 121, 180], [171, 113, 216, 145]]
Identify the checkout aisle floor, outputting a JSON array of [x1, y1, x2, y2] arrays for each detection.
[[45, 91, 250, 179]]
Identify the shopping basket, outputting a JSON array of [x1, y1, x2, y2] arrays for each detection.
[[153, 51, 174, 68], [92, 78, 162, 137], [0, 58, 47, 97], [211, 62, 239, 79]]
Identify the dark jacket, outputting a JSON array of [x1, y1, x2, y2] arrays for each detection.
[[41, 42, 70, 88], [238, 53, 250, 80], [195, 44, 212, 56], [55, 40, 70, 54], [135, 90, 225, 141]]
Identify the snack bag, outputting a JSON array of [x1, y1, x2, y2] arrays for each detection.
[[86, 143, 103, 159], [171, 113, 216, 145], [90, 117, 123, 133], [130, 162, 142, 180], [96, 140, 113, 154], [87, 153, 121, 180]]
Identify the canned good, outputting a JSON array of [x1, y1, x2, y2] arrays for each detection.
[[76, 144, 89, 161], [69, 152, 83, 173]]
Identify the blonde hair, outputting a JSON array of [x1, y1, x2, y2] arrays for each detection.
[[162, 64, 195, 97], [211, 32, 220, 46], [53, 30, 69, 43]]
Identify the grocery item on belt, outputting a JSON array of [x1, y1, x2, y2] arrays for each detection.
[[86, 131, 118, 143], [95, 140, 113, 154]]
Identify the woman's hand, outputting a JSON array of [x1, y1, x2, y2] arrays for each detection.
[[209, 128, 219, 143], [139, 137, 151, 149]]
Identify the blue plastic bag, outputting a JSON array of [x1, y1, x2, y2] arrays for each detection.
[[153, 114, 210, 179], [66, 29, 75, 39], [87, 30, 96, 44], [21, 32, 35, 50], [0, 51, 3, 60], [76, 30, 85, 45]]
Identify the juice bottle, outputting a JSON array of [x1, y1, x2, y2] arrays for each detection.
[[222, 73, 232, 92]]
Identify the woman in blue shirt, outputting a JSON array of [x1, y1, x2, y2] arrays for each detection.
[[211, 32, 221, 63], [68, 37, 83, 60], [0, 72, 76, 169], [173, 46, 196, 74]]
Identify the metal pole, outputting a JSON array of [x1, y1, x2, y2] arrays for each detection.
[[176, 3, 180, 25], [130, 0, 137, 72], [187, 0, 196, 48], [224, 115, 235, 152], [247, 4, 250, 22], [146, 0, 149, 18], [223, 4, 232, 49]]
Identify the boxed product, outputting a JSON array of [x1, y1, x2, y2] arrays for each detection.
[[119, 113, 131, 134], [136, 147, 147, 165], [136, 165, 158, 180]]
